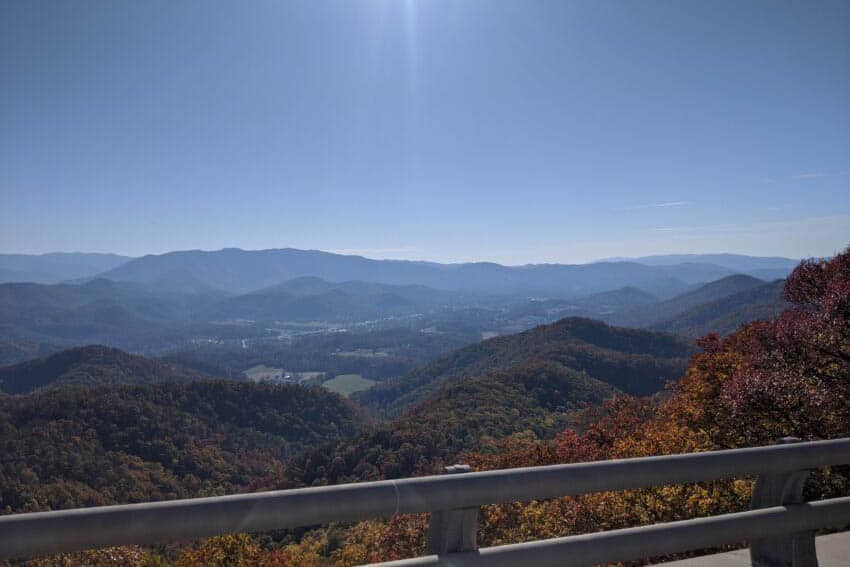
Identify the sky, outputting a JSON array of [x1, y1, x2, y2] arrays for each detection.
[[1, 0, 848, 265]]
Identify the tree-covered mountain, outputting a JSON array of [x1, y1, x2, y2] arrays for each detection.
[[0, 276, 467, 355], [95, 247, 730, 297], [353, 317, 693, 417], [0, 345, 218, 394], [648, 262, 740, 285], [649, 279, 787, 338], [601, 253, 798, 281], [287, 362, 616, 487], [0, 252, 132, 284], [567, 286, 658, 313], [0, 380, 367, 514], [0, 278, 227, 351], [604, 274, 768, 329], [0, 340, 61, 368], [203, 277, 466, 323]]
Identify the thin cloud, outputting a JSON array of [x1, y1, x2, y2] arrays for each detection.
[[616, 201, 689, 211], [646, 214, 850, 236], [792, 173, 828, 180]]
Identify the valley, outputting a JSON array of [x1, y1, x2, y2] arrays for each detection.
[[0, 247, 842, 566], [5, 3, 847, 562], [0, 249, 790, 379]]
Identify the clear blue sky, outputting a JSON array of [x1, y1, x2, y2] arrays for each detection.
[[2, 1, 848, 264]]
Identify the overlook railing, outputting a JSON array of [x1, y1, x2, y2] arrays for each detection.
[[1, 438, 849, 566]]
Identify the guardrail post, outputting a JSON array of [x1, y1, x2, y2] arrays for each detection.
[[750, 437, 817, 567], [426, 464, 478, 554]]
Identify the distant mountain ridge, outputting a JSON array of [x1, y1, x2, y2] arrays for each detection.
[[1, 265, 793, 365], [599, 253, 798, 281], [1, 248, 799, 299], [93, 247, 797, 298], [0, 252, 132, 284]]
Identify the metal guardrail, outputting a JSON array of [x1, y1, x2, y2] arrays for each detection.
[[382, 497, 850, 566], [0, 437, 849, 565]]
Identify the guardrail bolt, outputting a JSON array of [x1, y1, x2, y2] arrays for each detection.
[[426, 464, 478, 555], [750, 437, 817, 567]]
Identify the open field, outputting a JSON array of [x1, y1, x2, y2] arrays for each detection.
[[298, 371, 326, 380], [333, 349, 390, 358], [243, 365, 284, 382], [322, 374, 377, 397]]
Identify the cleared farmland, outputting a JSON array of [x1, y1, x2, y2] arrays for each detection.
[[322, 374, 378, 397]]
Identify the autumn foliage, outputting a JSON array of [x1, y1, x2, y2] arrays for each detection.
[[327, 248, 850, 563], [12, 248, 850, 566]]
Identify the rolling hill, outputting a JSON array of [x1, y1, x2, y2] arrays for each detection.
[[602, 253, 798, 280], [0, 379, 367, 513], [0, 252, 131, 284], [287, 361, 616, 486], [0, 279, 227, 352], [563, 286, 659, 315], [352, 317, 694, 417], [203, 276, 464, 322], [503, 287, 658, 323], [604, 274, 768, 329], [0, 345, 218, 394], [649, 279, 787, 337]]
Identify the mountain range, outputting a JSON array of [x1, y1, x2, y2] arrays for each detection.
[[0, 275, 788, 364], [599, 253, 799, 281], [0, 248, 798, 366], [599, 274, 787, 338], [0, 314, 697, 494], [0, 248, 798, 298], [78, 248, 798, 297], [604, 274, 767, 328], [648, 279, 787, 337], [0, 252, 131, 284]]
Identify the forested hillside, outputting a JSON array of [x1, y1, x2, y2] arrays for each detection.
[[0, 279, 224, 353], [0, 345, 216, 394], [3, 250, 848, 566], [96, 247, 697, 297], [202, 277, 464, 323], [295, 248, 850, 565], [354, 317, 693, 416], [649, 279, 787, 338], [0, 381, 366, 514], [604, 274, 766, 328], [287, 362, 615, 487]]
